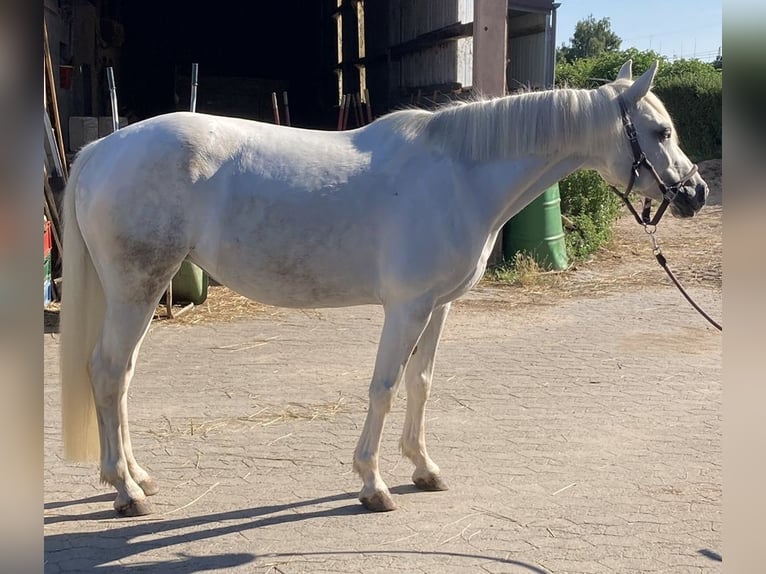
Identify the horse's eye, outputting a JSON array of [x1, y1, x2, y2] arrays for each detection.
[[658, 128, 672, 141]]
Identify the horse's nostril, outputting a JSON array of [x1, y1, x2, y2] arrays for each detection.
[[695, 183, 707, 206]]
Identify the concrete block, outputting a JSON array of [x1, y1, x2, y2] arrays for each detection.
[[98, 116, 128, 137], [68, 116, 98, 152]]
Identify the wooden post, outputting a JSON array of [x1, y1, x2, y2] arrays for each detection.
[[473, 0, 508, 265]]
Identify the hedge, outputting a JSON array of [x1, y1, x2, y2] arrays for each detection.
[[654, 73, 722, 163]]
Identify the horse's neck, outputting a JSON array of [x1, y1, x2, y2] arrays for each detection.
[[468, 155, 585, 232], [457, 89, 608, 232]]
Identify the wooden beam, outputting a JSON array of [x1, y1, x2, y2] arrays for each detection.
[[508, 11, 547, 39], [388, 22, 473, 61], [508, 0, 557, 13]]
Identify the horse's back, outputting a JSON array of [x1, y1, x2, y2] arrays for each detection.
[[69, 113, 391, 307], [69, 111, 484, 309]]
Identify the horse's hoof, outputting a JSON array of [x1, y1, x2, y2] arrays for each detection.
[[414, 474, 449, 492], [115, 498, 153, 517], [139, 477, 160, 496], [360, 491, 397, 512]]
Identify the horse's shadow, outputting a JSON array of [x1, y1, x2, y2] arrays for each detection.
[[44, 309, 59, 334], [44, 487, 552, 573]]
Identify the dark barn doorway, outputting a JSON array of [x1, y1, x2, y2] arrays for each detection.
[[113, 1, 337, 128]]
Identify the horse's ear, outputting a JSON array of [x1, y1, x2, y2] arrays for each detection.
[[616, 60, 633, 81], [623, 60, 659, 104]]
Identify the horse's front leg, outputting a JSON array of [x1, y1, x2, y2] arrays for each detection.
[[400, 302, 451, 491], [353, 301, 433, 511]]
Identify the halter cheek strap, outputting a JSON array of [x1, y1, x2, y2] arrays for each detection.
[[613, 95, 698, 227]]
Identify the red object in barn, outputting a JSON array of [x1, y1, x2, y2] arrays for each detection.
[[59, 65, 73, 90], [44, 220, 52, 256]]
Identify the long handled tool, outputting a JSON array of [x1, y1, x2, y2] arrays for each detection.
[[271, 92, 281, 125], [363, 88, 373, 124], [190, 63, 199, 113], [107, 67, 119, 133], [164, 63, 201, 319], [337, 94, 347, 130], [282, 91, 291, 127]]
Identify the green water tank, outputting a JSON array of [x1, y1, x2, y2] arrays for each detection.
[[503, 183, 568, 270], [171, 260, 209, 305]]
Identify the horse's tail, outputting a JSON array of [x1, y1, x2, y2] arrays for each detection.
[[60, 140, 103, 462]]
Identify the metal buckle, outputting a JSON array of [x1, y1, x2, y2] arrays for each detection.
[[662, 186, 679, 202]]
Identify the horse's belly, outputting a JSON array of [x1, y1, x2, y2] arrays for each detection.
[[190, 246, 380, 309], [219, 274, 379, 309]]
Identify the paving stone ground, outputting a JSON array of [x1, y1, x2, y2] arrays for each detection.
[[44, 265, 722, 573]]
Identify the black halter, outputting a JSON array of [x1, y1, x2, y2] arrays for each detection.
[[612, 94, 699, 227]]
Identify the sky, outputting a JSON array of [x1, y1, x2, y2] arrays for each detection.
[[555, 1, 723, 62]]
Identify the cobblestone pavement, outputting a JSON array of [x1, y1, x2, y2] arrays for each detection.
[[44, 278, 721, 573]]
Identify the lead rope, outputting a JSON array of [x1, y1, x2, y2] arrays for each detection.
[[614, 193, 722, 331], [644, 225, 722, 331]]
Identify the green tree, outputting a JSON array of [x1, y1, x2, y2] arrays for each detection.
[[558, 14, 621, 63]]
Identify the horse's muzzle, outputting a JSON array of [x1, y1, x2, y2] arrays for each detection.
[[672, 182, 708, 217]]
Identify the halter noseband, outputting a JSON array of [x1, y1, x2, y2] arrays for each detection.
[[613, 94, 699, 227]]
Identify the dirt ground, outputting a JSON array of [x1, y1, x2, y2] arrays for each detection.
[[43, 164, 722, 573]]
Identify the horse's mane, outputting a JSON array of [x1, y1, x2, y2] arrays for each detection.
[[380, 83, 648, 162]]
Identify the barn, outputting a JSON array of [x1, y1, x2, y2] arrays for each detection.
[[45, 0, 558, 137], [43, 0, 563, 277]]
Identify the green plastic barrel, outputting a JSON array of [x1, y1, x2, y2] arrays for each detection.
[[171, 260, 209, 305], [503, 183, 568, 271]]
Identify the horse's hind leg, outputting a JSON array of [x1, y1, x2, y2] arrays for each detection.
[[120, 321, 159, 497], [353, 301, 433, 511], [90, 301, 157, 516], [400, 302, 451, 492]]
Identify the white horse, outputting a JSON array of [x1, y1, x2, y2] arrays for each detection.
[[60, 60, 708, 516]]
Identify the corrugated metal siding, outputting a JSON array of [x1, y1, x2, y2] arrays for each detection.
[[507, 32, 547, 90], [457, 0, 473, 24], [389, 0, 474, 90], [389, 0, 472, 44], [399, 41, 462, 87], [456, 36, 473, 87], [382, 1, 554, 99]]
